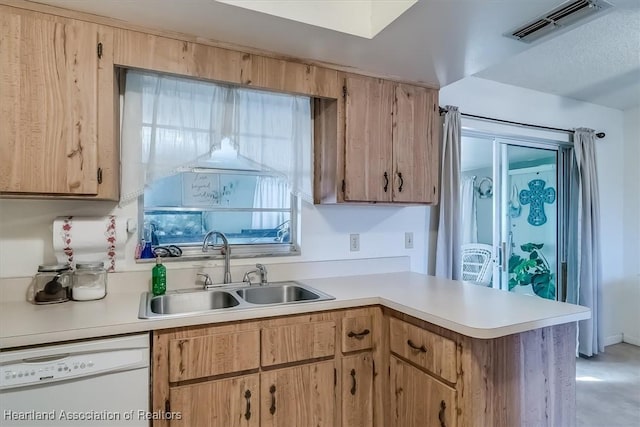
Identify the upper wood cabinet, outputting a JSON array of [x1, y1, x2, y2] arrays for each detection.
[[114, 30, 339, 98], [0, 7, 114, 197], [392, 84, 440, 204], [250, 55, 339, 98], [315, 74, 440, 205], [343, 76, 394, 203], [114, 29, 252, 86], [343, 74, 439, 204]]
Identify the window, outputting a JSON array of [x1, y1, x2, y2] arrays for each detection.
[[120, 71, 312, 258]]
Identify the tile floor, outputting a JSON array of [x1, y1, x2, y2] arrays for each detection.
[[576, 343, 640, 427]]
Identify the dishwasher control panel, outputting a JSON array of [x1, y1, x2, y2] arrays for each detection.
[[0, 347, 146, 389]]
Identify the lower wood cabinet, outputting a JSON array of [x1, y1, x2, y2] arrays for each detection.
[[152, 307, 576, 427], [390, 355, 456, 427], [260, 361, 335, 427], [153, 307, 381, 427], [341, 352, 373, 427], [169, 374, 259, 427]]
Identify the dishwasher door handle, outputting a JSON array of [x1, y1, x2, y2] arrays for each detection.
[[22, 354, 70, 363]]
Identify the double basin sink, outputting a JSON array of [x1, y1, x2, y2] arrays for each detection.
[[138, 281, 335, 319]]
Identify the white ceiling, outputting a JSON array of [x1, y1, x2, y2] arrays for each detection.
[[215, 0, 418, 39], [30, 0, 640, 110], [476, 5, 640, 111]]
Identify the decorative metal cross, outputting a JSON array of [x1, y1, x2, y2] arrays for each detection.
[[519, 179, 556, 226]]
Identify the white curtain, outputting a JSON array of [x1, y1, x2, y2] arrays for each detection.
[[236, 89, 312, 202], [461, 176, 477, 244], [568, 128, 603, 356], [435, 106, 462, 280], [120, 71, 312, 204], [252, 176, 288, 229]]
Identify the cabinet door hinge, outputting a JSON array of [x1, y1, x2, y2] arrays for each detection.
[[97, 168, 103, 184], [97, 42, 103, 59], [342, 85, 347, 98], [341, 180, 346, 193], [334, 368, 337, 387]]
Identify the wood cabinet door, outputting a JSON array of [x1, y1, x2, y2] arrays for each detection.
[[342, 353, 374, 427], [343, 75, 393, 202], [390, 356, 457, 427], [392, 84, 439, 204], [169, 373, 259, 427], [260, 360, 335, 427], [1, 8, 99, 195]]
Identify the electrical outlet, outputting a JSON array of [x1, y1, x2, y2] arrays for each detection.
[[350, 233, 360, 252], [405, 232, 414, 249]]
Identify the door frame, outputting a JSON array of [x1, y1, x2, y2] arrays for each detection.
[[461, 128, 573, 301]]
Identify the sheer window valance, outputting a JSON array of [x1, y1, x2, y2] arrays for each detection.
[[120, 71, 313, 204]]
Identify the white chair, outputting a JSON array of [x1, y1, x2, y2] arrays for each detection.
[[460, 243, 493, 285]]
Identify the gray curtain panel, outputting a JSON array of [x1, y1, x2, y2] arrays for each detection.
[[435, 106, 462, 280], [570, 128, 604, 356]]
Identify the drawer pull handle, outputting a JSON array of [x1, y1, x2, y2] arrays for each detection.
[[350, 368, 357, 395], [407, 339, 427, 353], [398, 172, 404, 192], [244, 390, 251, 420], [383, 172, 389, 192], [347, 329, 370, 340], [269, 384, 276, 415], [438, 400, 447, 427]]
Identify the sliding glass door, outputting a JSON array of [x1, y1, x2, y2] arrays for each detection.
[[461, 131, 571, 301]]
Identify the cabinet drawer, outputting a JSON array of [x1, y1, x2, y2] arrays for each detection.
[[169, 329, 260, 382], [342, 315, 373, 353], [261, 321, 335, 366], [389, 317, 457, 383]]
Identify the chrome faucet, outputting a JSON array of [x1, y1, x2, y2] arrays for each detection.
[[202, 231, 232, 284], [242, 263, 268, 286]]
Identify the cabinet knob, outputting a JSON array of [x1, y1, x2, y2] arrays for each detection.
[[407, 339, 427, 353], [269, 384, 277, 415], [350, 368, 357, 395], [244, 390, 251, 420], [438, 400, 447, 427], [347, 329, 370, 340]]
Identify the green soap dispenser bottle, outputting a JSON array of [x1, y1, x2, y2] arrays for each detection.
[[152, 256, 166, 296]]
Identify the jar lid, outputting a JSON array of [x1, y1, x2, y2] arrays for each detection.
[[75, 262, 105, 270], [37, 264, 72, 272]]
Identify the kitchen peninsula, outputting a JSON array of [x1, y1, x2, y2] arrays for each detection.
[[0, 272, 589, 427]]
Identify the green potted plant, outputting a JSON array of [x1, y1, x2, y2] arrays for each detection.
[[508, 243, 555, 300]]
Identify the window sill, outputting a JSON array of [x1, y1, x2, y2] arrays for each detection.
[[135, 244, 299, 264]]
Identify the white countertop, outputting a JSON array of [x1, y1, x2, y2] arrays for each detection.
[[0, 272, 590, 349]]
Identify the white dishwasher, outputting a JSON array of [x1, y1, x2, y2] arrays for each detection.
[[0, 333, 150, 426]]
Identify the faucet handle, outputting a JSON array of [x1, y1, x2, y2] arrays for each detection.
[[255, 264, 268, 285], [197, 273, 213, 288]]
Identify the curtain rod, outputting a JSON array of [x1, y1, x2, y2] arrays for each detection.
[[438, 107, 606, 139]]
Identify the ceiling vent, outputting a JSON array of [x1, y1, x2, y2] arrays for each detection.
[[506, 0, 612, 43]]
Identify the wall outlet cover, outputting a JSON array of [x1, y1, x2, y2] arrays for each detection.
[[350, 233, 360, 252], [405, 232, 414, 249]]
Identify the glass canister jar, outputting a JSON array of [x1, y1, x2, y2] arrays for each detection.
[[72, 262, 107, 301], [34, 264, 72, 304]]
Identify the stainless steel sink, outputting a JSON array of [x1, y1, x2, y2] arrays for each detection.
[[140, 290, 240, 318], [235, 282, 323, 304], [138, 281, 334, 319]]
